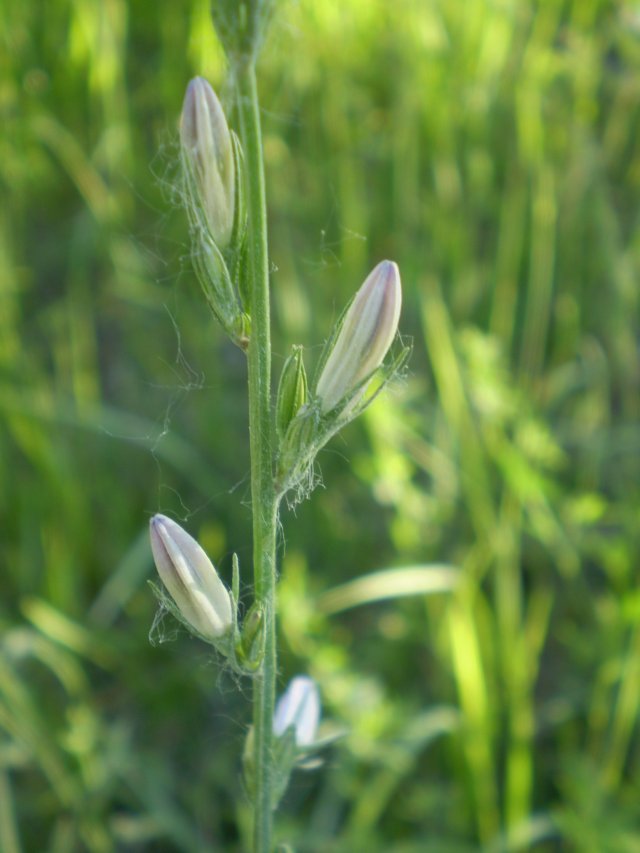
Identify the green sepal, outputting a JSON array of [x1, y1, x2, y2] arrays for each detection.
[[149, 564, 264, 676], [243, 722, 299, 809], [271, 726, 298, 809], [268, 723, 344, 809], [147, 579, 235, 650], [229, 132, 247, 257], [242, 723, 297, 807], [242, 725, 256, 800], [336, 341, 412, 419], [225, 131, 250, 311], [274, 401, 321, 498], [295, 724, 346, 769], [310, 290, 356, 391], [192, 231, 251, 350], [192, 232, 240, 339], [231, 552, 240, 606]]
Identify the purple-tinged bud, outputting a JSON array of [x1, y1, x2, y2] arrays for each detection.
[[149, 514, 232, 640], [315, 260, 402, 414], [273, 676, 321, 747], [180, 77, 235, 247]]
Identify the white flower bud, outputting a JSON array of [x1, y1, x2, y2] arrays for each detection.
[[273, 676, 321, 747], [149, 514, 232, 640], [180, 77, 235, 248], [315, 260, 402, 414]]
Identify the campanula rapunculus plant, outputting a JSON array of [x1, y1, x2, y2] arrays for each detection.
[[147, 6, 406, 850]]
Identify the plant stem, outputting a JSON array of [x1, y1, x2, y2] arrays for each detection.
[[236, 61, 277, 853]]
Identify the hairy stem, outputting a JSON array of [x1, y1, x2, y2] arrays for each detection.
[[236, 62, 277, 853]]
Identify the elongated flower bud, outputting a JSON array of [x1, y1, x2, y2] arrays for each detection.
[[315, 260, 402, 414], [180, 77, 235, 248], [273, 676, 321, 747], [276, 346, 308, 439], [149, 514, 232, 640]]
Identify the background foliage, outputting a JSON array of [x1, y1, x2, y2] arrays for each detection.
[[2, 0, 640, 850]]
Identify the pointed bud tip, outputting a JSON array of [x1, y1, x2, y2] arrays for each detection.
[[149, 513, 178, 544], [371, 259, 401, 301], [150, 512, 166, 531], [182, 76, 214, 103], [180, 80, 200, 141], [378, 259, 399, 277], [180, 77, 221, 140], [149, 514, 170, 559]]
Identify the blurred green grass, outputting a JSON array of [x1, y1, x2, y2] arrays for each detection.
[[2, 0, 640, 850]]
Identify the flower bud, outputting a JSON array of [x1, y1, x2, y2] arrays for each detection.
[[276, 346, 308, 439], [149, 514, 232, 640], [180, 77, 235, 248], [273, 676, 321, 747], [315, 260, 402, 414], [236, 603, 265, 671]]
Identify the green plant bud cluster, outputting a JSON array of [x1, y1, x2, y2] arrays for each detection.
[[274, 261, 409, 503]]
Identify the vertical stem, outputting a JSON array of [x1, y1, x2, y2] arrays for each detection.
[[236, 62, 277, 853]]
